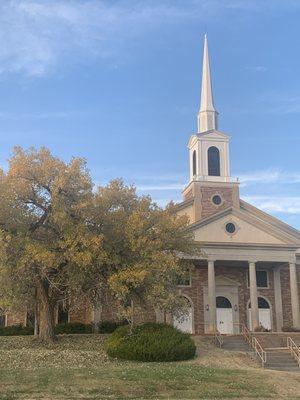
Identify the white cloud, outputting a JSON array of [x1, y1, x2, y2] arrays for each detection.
[[245, 65, 267, 73], [2, 0, 300, 77], [137, 183, 184, 191], [0, 0, 200, 77], [236, 168, 300, 186], [243, 195, 300, 215]]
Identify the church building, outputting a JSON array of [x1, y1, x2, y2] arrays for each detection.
[[174, 35, 300, 334], [1, 36, 300, 335]]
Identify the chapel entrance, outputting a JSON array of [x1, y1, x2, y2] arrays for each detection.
[[216, 296, 233, 334], [248, 297, 271, 331]]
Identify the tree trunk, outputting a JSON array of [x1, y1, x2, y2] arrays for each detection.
[[36, 278, 55, 342], [34, 300, 40, 337], [129, 300, 134, 334]]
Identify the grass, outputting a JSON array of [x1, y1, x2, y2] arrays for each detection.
[[0, 335, 298, 400]]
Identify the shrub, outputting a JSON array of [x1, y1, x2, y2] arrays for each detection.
[[54, 322, 92, 335], [0, 324, 34, 336], [282, 325, 300, 332], [106, 322, 196, 362], [98, 320, 128, 334]]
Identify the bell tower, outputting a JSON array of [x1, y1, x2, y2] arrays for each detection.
[[181, 35, 240, 223]]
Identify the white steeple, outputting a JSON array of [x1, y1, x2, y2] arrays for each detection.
[[197, 35, 218, 133]]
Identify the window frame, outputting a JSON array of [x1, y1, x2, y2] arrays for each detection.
[[177, 269, 192, 288], [207, 146, 221, 176], [247, 269, 269, 289], [192, 150, 197, 177]]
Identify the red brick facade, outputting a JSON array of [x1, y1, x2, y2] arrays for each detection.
[[200, 186, 235, 219], [3, 262, 298, 334]]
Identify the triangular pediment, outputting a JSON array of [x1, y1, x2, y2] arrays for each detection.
[[188, 130, 230, 147], [198, 129, 230, 140], [188, 207, 300, 246]]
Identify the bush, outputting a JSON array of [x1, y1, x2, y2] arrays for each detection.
[[282, 325, 300, 332], [0, 324, 34, 336], [54, 322, 92, 335], [105, 322, 196, 362], [98, 320, 128, 334]]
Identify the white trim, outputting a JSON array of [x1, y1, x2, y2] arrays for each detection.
[[211, 193, 223, 207], [247, 296, 273, 331]]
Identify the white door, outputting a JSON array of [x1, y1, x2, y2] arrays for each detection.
[[248, 309, 271, 330], [217, 308, 233, 334], [174, 308, 192, 333]]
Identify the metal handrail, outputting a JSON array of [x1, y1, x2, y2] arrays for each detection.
[[214, 330, 223, 348], [252, 336, 267, 367], [241, 324, 252, 346], [287, 337, 300, 367], [240, 324, 266, 367]]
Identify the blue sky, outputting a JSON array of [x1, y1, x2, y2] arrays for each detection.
[[1, 1, 300, 227]]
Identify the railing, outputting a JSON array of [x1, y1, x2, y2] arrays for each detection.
[[252, 336, 267, 367], [287, 337, 300, 367], [214, 330, 223, 348], [240, 324, 266, 367], [241, 324, 252, 346]]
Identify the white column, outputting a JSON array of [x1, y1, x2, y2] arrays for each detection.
[[92, 307, 102, 333], [274, 266, 283, 331], [289, 262, 300, 329], [249, 261, 259, 331], [208, 260, 216, 333]]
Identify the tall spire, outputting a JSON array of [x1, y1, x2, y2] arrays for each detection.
[[197, 35, 218, 133]]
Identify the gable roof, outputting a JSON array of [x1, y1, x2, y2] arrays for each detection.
[[240, 199, 300, 238], [187, 205, 300, 247]]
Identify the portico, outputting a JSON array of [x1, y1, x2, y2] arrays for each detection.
[[202, 253, 300, 333], [175, 35, 300, 335]]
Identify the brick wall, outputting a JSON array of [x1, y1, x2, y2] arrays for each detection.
[[180, 263, 287, 334], [4, 263, 300, 332], [200, 186, 234, 219]]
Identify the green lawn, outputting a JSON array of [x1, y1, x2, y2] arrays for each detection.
[[0, 335, 298, 400]]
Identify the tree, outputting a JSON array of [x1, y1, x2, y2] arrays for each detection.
[[0, 148, 199, 342], [88, 180, 199, 329], [0, 147, 99, 342]]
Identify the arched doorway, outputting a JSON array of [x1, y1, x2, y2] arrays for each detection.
[[248, 297, 271, 330], [173, 297, 193, 334], [216, 296, 233, 334]]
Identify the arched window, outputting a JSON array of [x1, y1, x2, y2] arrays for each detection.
[[249, 297, 270, 309], [192, 150, 197, 176], [208, 146, 220, 176], [216, 296, 232, 309]]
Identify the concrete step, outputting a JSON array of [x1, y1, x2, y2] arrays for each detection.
[[221, 336, 252, 352], [266, 361, 298, 366], [267, 366, 300, 372], [264, 349, 300, 372]]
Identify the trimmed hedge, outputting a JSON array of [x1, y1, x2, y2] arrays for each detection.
[[98, 320, 128, 334], [0, 324, 34, 336], [105, 322, 196, 362], [54, 322, 92, 334]]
